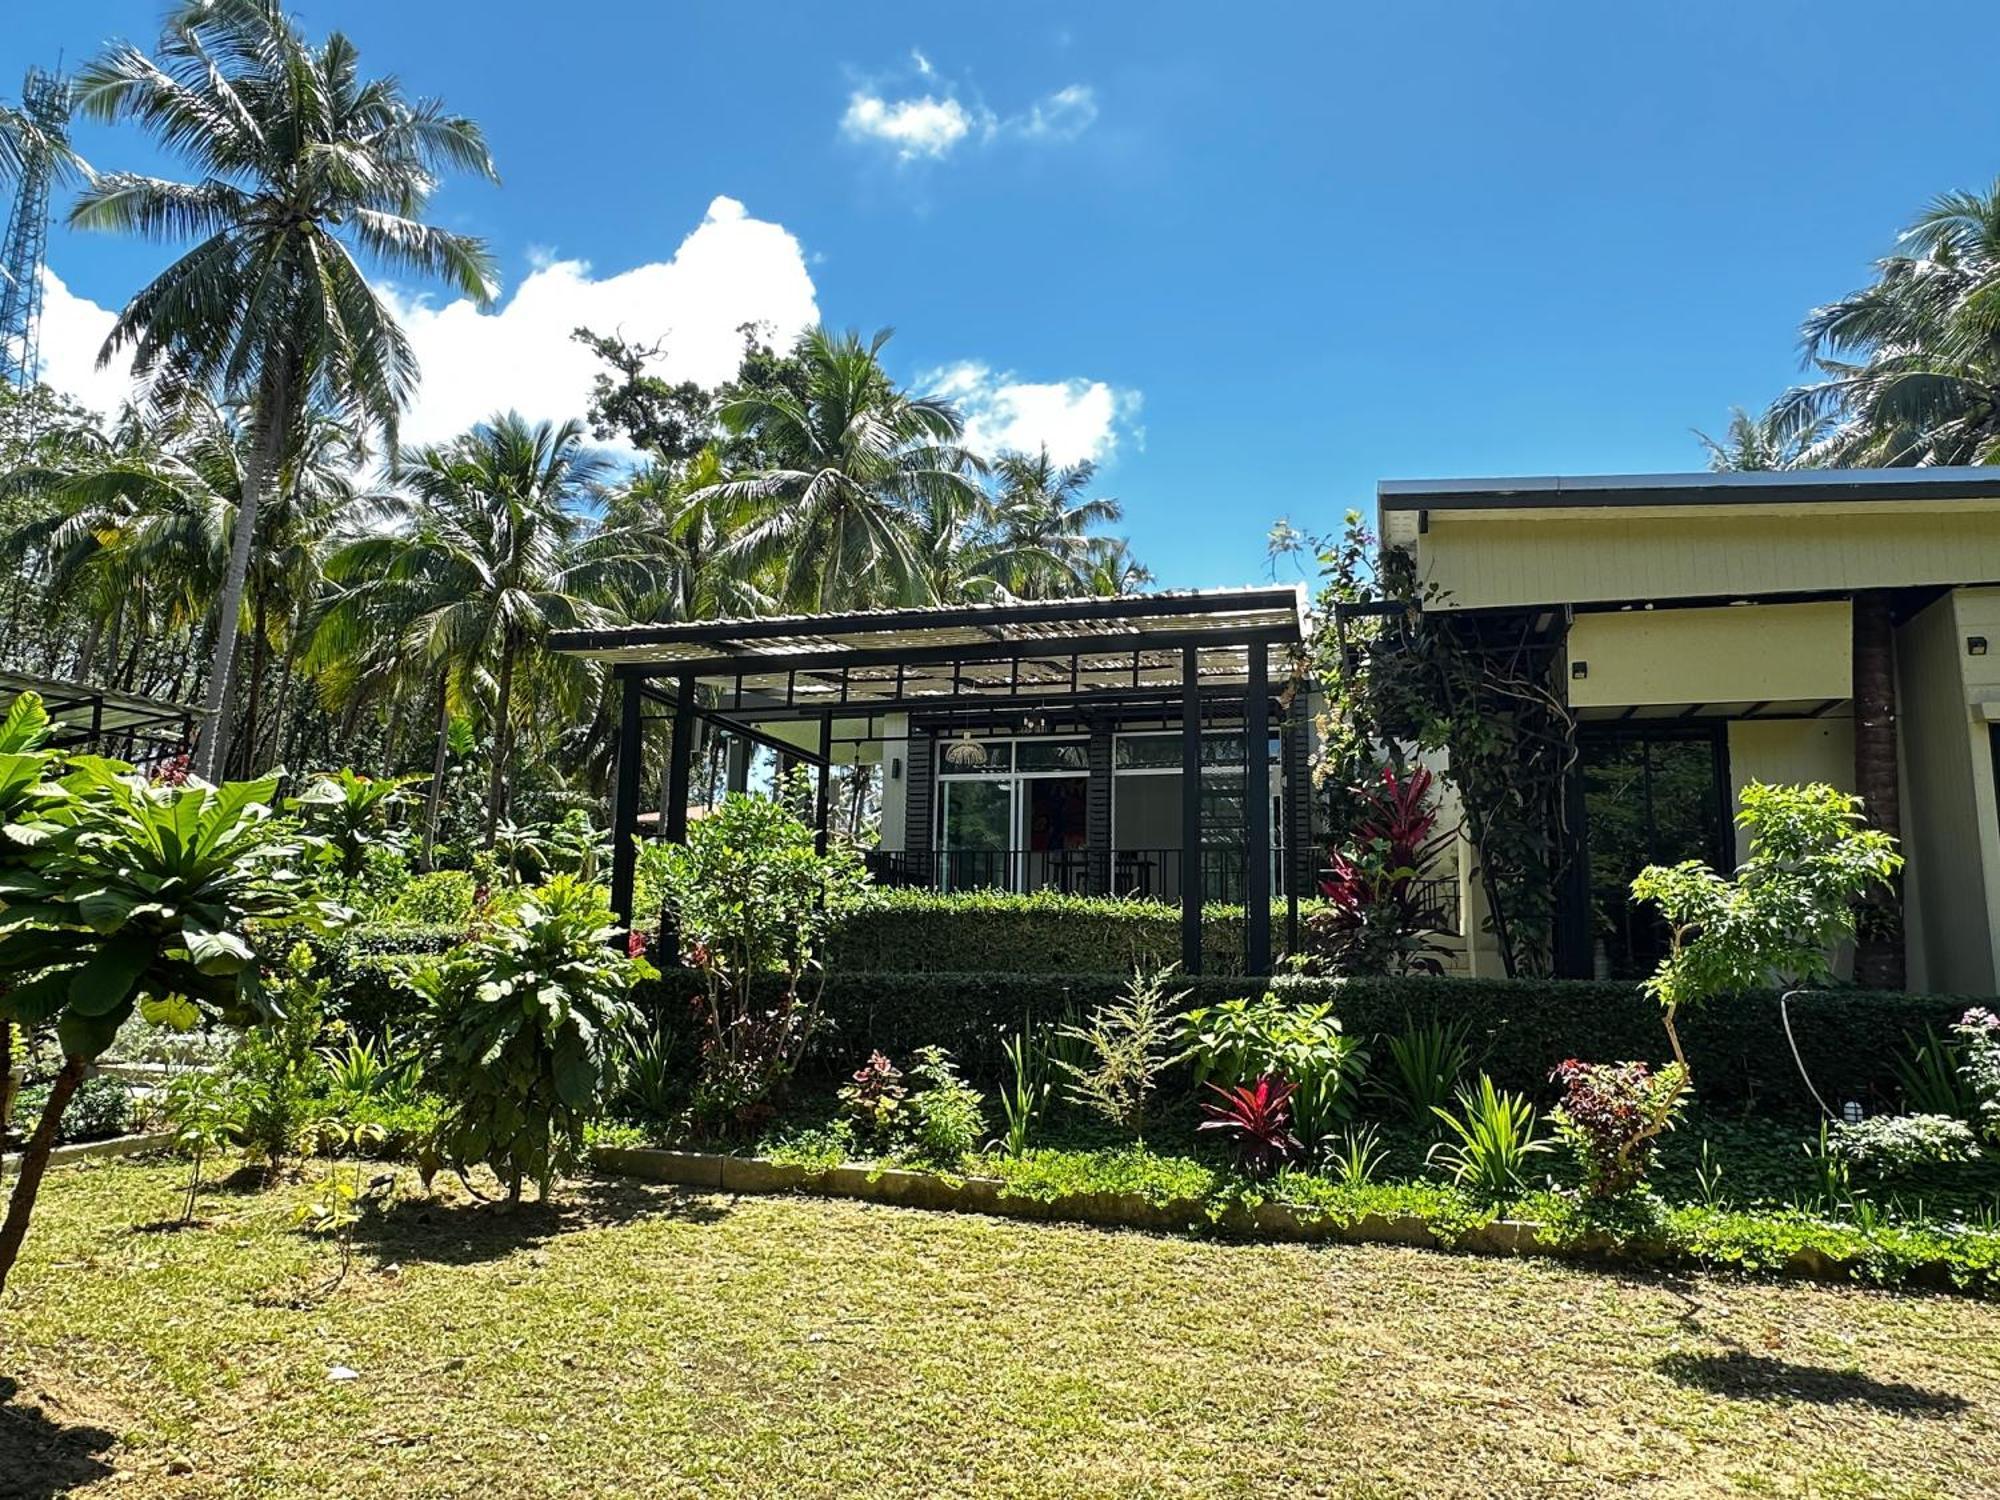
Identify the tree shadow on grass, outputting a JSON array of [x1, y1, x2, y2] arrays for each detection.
[[350, 1174, 732, 1268], [1657, 1352, 1972, 1417], [0, 1377, 118, 1499]]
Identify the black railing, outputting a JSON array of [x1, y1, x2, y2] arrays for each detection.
[[864, 846, 1277, 905]]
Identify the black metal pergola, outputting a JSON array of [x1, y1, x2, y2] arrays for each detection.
[[550, 586, 1311, 977], [0, 669, 197, 753]]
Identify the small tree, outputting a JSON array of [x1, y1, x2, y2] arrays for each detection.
[[0, 744, 335, 1294], [410, 874, 654, 1204], [656, 778, 872, 1136], [1626, 781, 1902, 1150], [1057, 964, 1189, 1140], [288, 769, 421, 884]]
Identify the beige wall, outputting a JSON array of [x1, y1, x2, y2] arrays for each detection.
[[1414, 499, 2000, 611], [1570, 602, 1850, 709], [1726, 717, 1856, 860]]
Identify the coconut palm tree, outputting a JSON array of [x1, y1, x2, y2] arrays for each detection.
[[1773, 180, 2000, 469], [315, 413, 616, 852], [694, 327, 982, 611], [982, 448, 1125, 598], [70, 0, 497, 779], [1693, 406, 1830, 473]]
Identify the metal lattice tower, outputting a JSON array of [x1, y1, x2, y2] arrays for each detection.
[[0, 67, 71, 392]]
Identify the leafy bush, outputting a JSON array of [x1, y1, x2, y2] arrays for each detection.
[[378, 870, 478, 927], [837, 1051, 908, 1143], [1959, 1008, 2000, 1143], [11, 1073, 132, 1144], [655, 781, 871, 1136], [1548, 1058, 1687, 1199], [1307, 764, 1451, 976], [1057, 965, 1188, 1138], [1180, 992, 1366, 1148], [900, 1047, 986, 1168], [409, 874, 654, 1202], [996, 1029, 1052, 1159], [1428, 1074, 1552, 1198], [223, 943, 332, 1172], [1828, 1113, 1981, 1175], [1198, 1075, 1301, 1177]]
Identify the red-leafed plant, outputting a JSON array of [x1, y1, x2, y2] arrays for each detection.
[[1198, 1074, 1302, 1177], [1308, 763, 1453, 976], [1548, 1058, 1688, 1199]]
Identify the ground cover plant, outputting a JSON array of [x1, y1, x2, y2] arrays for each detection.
[[5, 1158, 2000, 1498]]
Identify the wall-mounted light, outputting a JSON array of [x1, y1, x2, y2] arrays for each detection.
[[1971, 637, 1989, 657], [1571, 660, 1589, 680], [890, 756, 902, 781]]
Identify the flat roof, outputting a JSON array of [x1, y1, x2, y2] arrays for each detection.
[[0, 670, 196, 744], [1378, 465, 2000, 513], [549, 587, 1308, 716]]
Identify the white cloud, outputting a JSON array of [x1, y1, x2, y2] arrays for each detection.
[[34, 196, 821, 454], [37, 268, 134, 420], [1016, 85, 1098, 143], [840, 92, 979, 161], [928, 360, 1141, 467], [840, 56, 1098, 164]]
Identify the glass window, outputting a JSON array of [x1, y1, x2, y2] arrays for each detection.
[[937, 737, 1010, 774], [1115, 731, 1245, 770], [1017, 739, 1089, 773]]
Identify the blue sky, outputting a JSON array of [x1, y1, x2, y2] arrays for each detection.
[[10, 1, 2000, 587]]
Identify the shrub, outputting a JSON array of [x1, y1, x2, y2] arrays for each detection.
[[1307, 763, 1451, 977], [409, 874, 654, 1203], [379, 870, 478, 927], [1959, 1008, 2000, 1143], [1828, 1113, 1981, 1175], [655, 780, 872, 1137], [900, 1047, 986, 1168], [11, 1074, 132, 1144], [1057, 965, 1188, 1139], [1197, 1075, 1301, 1178], [1548, 1059, 1687, 1199], [837, 1051, 908, 1143], [1428, 1074, 1552, 1198], [1180, 993, 1366, 1149]]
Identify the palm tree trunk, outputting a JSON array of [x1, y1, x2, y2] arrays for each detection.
[[240, 587, 270, 777], [1853, 589, 1905, 988], [484, 642, 516, 848], [196, 371, 289, 781], [424, 672, 451, 870], [0, 1056, 83, 1294]]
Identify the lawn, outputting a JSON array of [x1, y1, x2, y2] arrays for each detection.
[[3, 1161, 1998, 1498]]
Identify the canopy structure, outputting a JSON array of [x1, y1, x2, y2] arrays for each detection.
[[0, 669, 197, 752], [551, 586, 1312, 976]]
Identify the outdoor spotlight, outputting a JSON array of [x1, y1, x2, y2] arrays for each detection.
[[1971, 637, 1989, 656], [1571, 660, 1589, 680]]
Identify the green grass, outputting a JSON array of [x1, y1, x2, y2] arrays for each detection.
[[5, 1159, 2000, 1497]]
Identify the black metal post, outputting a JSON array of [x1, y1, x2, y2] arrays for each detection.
[[1282, 715, 1300, 959], [664, 674, 696, 845], [1245, 649, 1271, 976], [815, 711, 833, 855], [608, 668, 643, 929], [1180, 645, 1202, 975]]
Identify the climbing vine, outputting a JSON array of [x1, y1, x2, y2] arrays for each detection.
[[1289, 511, 1578, 977]]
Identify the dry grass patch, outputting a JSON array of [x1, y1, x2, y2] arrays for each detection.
[[1, 1159, 1997, 1498]]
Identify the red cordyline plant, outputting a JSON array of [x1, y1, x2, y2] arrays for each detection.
[[1548, 1059, 1687, 1199], [1198, 1075, 1303, 1178], [1311, 764, 1452, 976]]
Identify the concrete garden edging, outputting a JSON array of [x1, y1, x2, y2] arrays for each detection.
[[588, 1144, 1968, 1292], [2, 1129, 175, 1174]]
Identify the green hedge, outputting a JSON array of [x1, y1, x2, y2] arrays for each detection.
[[828, 889, 1319, 977]]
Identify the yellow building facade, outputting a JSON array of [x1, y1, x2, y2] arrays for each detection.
[[1378, 467, 2000, 992]]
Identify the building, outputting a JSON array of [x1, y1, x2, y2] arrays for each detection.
[[551, 587, 1313, 976], [1379, 466, 2000, 991]]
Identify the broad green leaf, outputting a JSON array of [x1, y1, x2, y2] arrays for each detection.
[[68, 933, 154, 1016], [139, 991, 200, 1031], [184, 923, 254, 976], [58, 1002, 130, 1061], [76, 884, 139, 933]]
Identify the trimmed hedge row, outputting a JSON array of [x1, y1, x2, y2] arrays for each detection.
[[827, 889, 1322, 977]]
